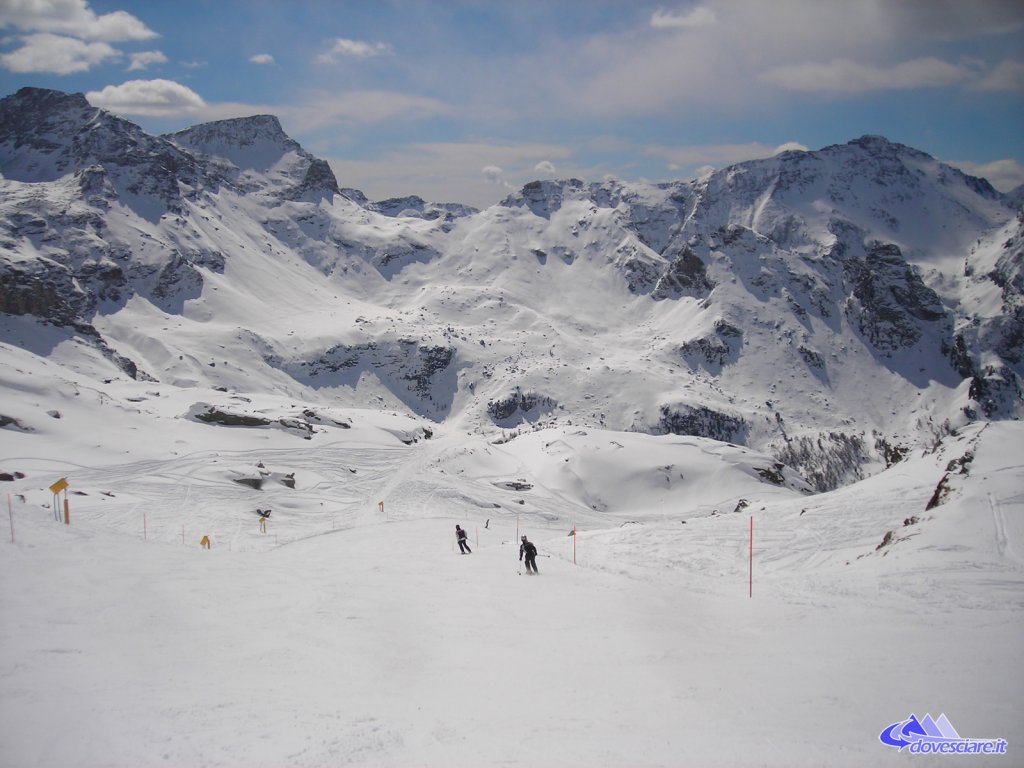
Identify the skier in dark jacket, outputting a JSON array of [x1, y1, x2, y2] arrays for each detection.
[[520, 535, 538, 573], [456, 524, 472, 554]]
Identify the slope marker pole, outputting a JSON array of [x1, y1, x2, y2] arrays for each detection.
[[749, 515, 753, 598], [7, 494, 13, 544]]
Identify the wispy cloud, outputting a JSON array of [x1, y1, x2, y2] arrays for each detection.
[[971, 58, 1024, 92], [761, 57, 975, 92], [325, 141, 573, 207], [773, 141, 809, 155], [317, 38, 392, 64], [537, 1, 1024, 117], [127, 50, 167, 72], [645, 141, 807, 172], [283, 91, 448, 131], [947, 157, 1024, 192], [650, 6, 716, 29], [481, 165, 505, 182], [250, 53, 276, 66]]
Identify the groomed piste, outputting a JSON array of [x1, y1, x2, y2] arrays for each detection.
[[1, 370, 1021, 767]]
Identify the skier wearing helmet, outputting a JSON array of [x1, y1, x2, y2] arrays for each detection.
[[455, 524, 472, 554], [519, 535, 538, 573]]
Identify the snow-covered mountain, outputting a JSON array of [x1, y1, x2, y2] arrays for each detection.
[[1, 87, 1021, 491], [2, 87, 1023, 768]]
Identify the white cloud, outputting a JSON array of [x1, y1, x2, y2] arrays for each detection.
[[972, 59, 1024, 92], [650, 6, 716, 29], [947, 158, 1024, 192], [760, 57, 972, 92], [0, 1, 157, 74], [645, 141, 793, 169], [0, 32, 116, 74], [86, 79, 206, 117], [323, 142, 573, 208], [0, 0, 156, 42], [317, 38, 392, 64], [283, 91, 449, 131], [880, 0, 1024, 42], [544, 1, 1024, 117], [773, 141, 809, 155], [127, 50, 167, 72], [250, 53, 275, 66], [534, 160, 556, 175]]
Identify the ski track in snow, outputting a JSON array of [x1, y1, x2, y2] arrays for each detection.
[[1, 421, 1022, 767], [989, 492, 1016, 563], [3, 94, 1024, 767]]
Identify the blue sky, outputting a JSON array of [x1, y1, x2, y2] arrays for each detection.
[[2, 0, 1023, 207]]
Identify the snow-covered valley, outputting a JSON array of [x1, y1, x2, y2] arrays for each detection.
[[1, 357, 1022, 766], [1, 87, 1023, 766]]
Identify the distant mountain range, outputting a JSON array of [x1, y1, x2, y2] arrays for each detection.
[[1, 87, 1021, 491]]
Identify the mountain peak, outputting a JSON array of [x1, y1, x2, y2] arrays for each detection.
[[0, 87, 98, 149], [6, 86, 92, 112], [167, 114, 294, 150], [849, 134, 895, 148], [165, 113, 339, 198], [500, 178, 589, 218], [0, 86, 197, 196], [164, 115, 302, 171], [842, 134, 934, 163]]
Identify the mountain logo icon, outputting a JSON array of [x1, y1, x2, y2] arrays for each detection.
[[879, 713, 1008, 755]]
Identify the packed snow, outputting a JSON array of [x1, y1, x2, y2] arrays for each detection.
[[1, 352, 1022, 767], [2, 90, 1022, 767]]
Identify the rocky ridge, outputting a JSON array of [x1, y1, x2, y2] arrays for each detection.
[[1, 87, 1021, 491]]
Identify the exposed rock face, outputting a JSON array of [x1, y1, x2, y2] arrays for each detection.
[[502, 178, 588, 219], [652, 248, 715, 300], [1, 89, 1021, 491], [368, 195, 477, 222], [844, 242, 949, 354], [0, 87, 203, 208], [487, 389, 557, 425], [679, 320, 743, 371], [165, 114, 340, 200], [655, 404, 749, 445], [985, 212, 1024, 364], [267, 341, 459, 420]]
